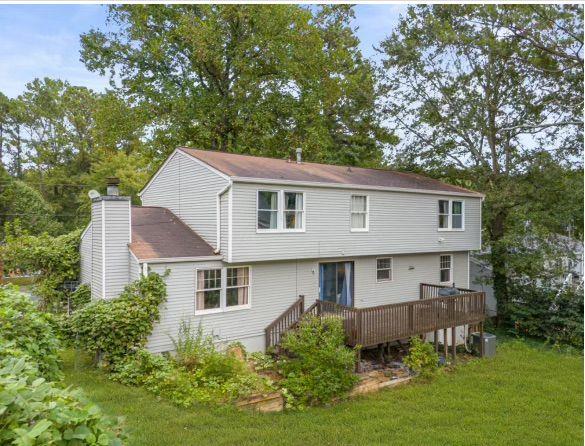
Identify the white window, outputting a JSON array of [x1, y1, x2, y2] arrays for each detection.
[[196, 269, 221, 311], [438, 199, 464, 231], [226, 267, 250, 307], [196, 266, 251, 313], [440, 255, 452, 284], [284, 192, 304, 230], [257, 191, 278, 230], [351, 195, 369, 231], [376, 257, 393, 282], [257, 190, 305, 232]]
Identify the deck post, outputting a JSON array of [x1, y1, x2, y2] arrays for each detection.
[[451, 326, 456, 363], [434, 330, 438, 352], [443, 328, 448, 358], [479, 322, 484, 357]]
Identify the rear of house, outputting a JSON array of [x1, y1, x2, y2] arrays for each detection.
[[80, 148, 484, 353]]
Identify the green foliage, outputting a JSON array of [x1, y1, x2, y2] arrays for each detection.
[[67, 273, 167, 363], [0, 286, 62, 380], [507, 282, 584, 349], [278, 315, 358, 407], [0, 354, 125, 446], [80, 5, 393, 165], [70, 284, 92, 311], [249, 351, 277, 373], [403, 337, 439, 379], [0, 222, 81, 311]]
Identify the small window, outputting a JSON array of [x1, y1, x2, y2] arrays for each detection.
[[351, 195, 368, 231], [226, 267, 250, 307], [284, 192, 304, 230], [452, 201, 463, 229], [196, 269, 221, 310], [376, 257, 393, 282], [440, 255, 452, 283], [258, 191, 278, 230]]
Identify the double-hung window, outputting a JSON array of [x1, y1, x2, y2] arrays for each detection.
[[438, 199, 464, 230], [257, 190, 305, 231], [350, 195, 369, 231], [376, 257, 393, 282], [196, 266, 251, 313], [439, 255, 452, 284]]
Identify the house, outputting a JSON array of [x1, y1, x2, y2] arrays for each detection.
[[79, 147, 485, 353]]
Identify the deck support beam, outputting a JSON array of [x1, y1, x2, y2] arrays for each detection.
[[443, 328, 448, 358], [434, 330, 438, 352]]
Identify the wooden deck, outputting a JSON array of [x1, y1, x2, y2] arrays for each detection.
[[266, 284, 486, 351]]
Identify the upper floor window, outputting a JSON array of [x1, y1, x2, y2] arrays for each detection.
[[438, 199, 464, 231], [351, 195, 369, 231], [257, 190, 305, 232]]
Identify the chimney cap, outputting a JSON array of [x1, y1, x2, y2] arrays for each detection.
[[106, 177, 120, 186]]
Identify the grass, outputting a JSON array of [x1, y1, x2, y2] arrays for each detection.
[[62, 339, 583, 446]]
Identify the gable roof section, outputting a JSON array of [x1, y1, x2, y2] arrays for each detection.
[[178, 147, 483, 197], [129, 206, 218, 261]]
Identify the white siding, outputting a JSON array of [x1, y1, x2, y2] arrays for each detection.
[[90, 202, 103, 300], [103, 199, 131, 299], [79, 224, 92, 286], [129, 252, 141, 283], [140, 151, 229, 248], [220, 192, 229, 258], [230, 182, 481, 263], [146, 251, 470, 353]]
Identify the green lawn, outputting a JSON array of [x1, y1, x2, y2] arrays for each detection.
[[62, 339, 583, 446]]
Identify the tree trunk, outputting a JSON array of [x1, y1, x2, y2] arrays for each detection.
[[489, 210, 508, 326]]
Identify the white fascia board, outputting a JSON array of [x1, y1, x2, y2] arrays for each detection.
[[80, 222, 92, 240], [135, 255, 224, 264], [230, 176, 484, 198]]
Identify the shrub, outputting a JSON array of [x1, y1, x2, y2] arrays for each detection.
[[0, 354, 125, 446], [508, 282, 583, 349], [278, 315, 358, 407], [0, 285, 62, 380], [67, 273, 167, 364], [70, 283, 92, 310], [110, 348, 173, 386], [403, 337, 439, 379]]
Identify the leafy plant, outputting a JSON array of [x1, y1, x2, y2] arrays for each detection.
[[278, 315, 358, 408], [0, 285, 62, 380], [403, 337, 439, 379], [70, 283, 92, 311], [67, 273, 167, 364], [0, 354, 125, 446]]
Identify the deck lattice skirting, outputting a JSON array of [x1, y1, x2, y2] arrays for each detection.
[[266, 284, 486, 350]]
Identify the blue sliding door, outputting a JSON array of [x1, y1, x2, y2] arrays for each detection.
[[319, 261, 354, 307]]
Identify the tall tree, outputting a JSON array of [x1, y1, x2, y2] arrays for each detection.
[[378, 5, 583, 320], [80, 4, 393, 165]]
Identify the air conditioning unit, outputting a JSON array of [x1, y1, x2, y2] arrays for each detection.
[[471, 332, 496, 358]]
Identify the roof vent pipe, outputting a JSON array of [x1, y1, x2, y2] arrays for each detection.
[[296, 147, 302, 164], [106, 177, 120, 196]]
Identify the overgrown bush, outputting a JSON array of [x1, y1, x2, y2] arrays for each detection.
[[0, 354, 125, 446], [278, 315, 358, 408], [70, 283, 92, 310], [403, 337, 439, 379], [507, 282, 584, 349], [0, 285, 62, 380], [0, 221, 81, 311], [67, 273, 167, 364]]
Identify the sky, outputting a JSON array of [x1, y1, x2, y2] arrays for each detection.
[[0, 4, 406, 98]]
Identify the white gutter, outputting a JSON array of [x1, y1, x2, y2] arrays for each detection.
[[215, 181, 232, 254], [137, 255, 224, 264]]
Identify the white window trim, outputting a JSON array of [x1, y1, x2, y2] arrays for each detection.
[[439, 254, 454, 285], [256, 189, 306, 233], [350, 194, 369, 232], [195, 266, 252, 315], [437, 199, 465, 232], [376, 256, 393, 283]]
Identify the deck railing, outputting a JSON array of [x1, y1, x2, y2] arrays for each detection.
[[419, 283, 476, 300], [265, 296, 304, 349], [313, 291, 485, 348]]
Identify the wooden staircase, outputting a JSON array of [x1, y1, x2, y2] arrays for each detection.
[[264, 296, 306, 350]]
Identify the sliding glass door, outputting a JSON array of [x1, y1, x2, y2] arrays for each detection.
[[319, 261, 354, 307]]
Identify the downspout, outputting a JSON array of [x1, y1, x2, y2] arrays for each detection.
[[215, 181, 232, 254]]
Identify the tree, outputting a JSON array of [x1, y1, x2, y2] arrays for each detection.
[[80, 4, 393, 165], [378, 5, 583, 321]]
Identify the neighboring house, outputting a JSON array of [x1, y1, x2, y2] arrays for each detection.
[[80, 148, 484, 353]]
